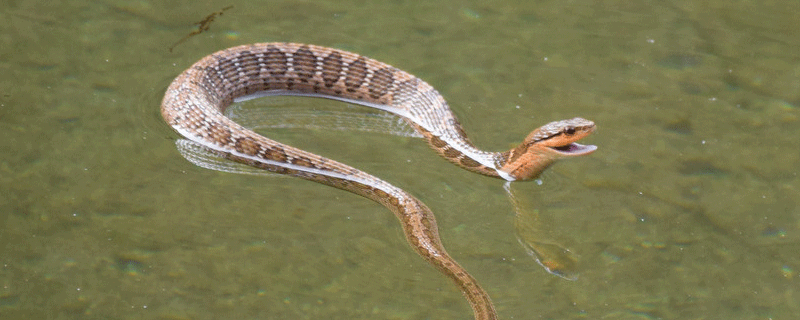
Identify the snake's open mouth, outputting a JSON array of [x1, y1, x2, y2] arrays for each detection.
[[550, 143, 597, 156]]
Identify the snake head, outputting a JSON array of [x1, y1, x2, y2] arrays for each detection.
[[500, 117, 596, 181]]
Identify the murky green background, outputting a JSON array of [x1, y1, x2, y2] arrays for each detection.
[[2, 0, 799, 319]]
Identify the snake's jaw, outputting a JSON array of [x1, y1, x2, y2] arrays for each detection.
[[544, 141, 597, 157]]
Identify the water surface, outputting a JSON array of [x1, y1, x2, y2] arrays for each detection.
[[2, 0, 799, 319]]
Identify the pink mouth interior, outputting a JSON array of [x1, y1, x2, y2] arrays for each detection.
[[551, 143, 597, 156]]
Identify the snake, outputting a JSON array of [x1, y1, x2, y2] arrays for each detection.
[[161, 42, 596, 320]]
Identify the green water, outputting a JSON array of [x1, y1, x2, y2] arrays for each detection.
[[2, 0, 799, 319]]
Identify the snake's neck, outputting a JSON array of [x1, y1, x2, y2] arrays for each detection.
[[412, 117, 595, 182]]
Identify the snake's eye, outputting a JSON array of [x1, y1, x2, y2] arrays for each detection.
[[565, 128, 575, 135]]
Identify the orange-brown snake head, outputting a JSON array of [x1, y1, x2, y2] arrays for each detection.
[[499, 117, 596, 181]]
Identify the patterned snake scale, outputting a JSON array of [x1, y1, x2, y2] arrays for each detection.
[[161, 42, 597, 320]]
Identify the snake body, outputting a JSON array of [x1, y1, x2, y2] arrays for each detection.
[[161, 43, 596, 320]]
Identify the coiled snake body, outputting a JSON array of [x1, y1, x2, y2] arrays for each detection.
[[161, 43, 596, 320]]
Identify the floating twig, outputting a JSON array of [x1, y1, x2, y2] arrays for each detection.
[[169, 6, 233, 52]]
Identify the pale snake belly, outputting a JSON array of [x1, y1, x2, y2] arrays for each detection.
[[161, 42, 596, 320]]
